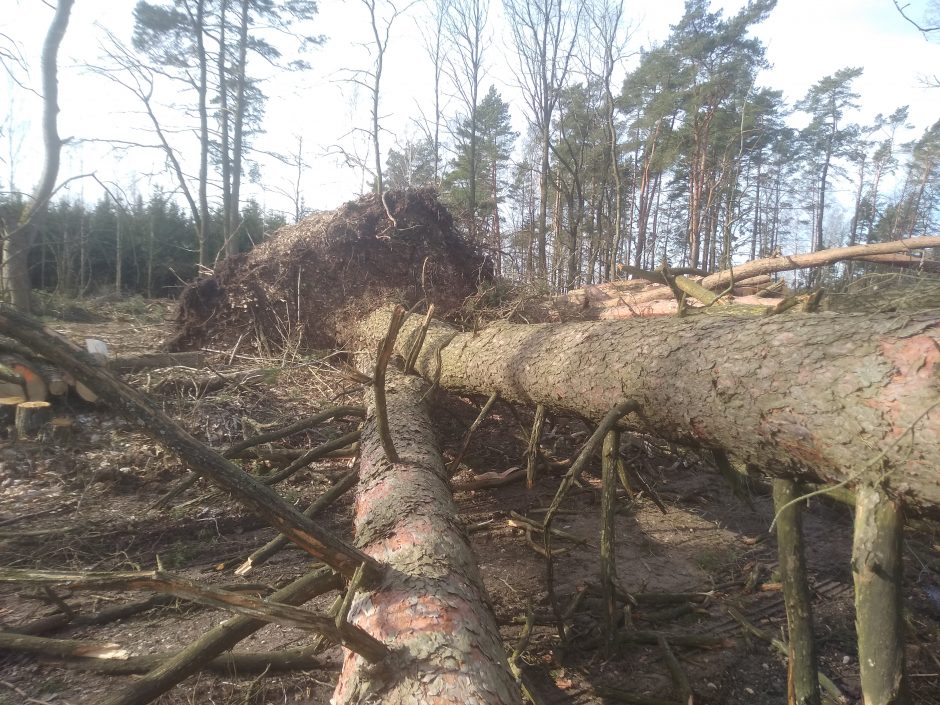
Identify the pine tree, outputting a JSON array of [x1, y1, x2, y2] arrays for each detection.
[[443, 85, 516, 263], [796, 66, 863, 253]]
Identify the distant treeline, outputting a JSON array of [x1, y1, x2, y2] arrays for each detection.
[[0, 190, 285, 299]]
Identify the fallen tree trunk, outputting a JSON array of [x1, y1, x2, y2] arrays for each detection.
[[333, 370, 519, 704], [700, 236, 940, 290], [852, 253, 940, 273], [595, 294, 790, 320], [363, 308, 940, 513]]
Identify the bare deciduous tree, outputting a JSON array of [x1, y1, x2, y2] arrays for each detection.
[[352, 0, 416, 196], [415, 0, 450, 185], [502, 0, 580, 280], [1, 0, 74, 312]]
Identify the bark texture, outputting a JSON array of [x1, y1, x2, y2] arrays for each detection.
[[853, 485, 908, 705], [773, 479, 821, 705], [333, 371, 519, 705], [362, 308, 940, 513]]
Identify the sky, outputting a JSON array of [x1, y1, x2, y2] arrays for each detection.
[[2, 0, 939, 218]]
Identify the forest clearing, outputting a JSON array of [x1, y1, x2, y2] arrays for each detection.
[[2, 0, 940, 703], [0, 190, 937, 705]]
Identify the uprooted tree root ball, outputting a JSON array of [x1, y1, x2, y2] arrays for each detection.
[[167, 189, 491, 353]]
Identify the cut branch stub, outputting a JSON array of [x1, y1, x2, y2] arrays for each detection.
[[448, 391, 498, 476]]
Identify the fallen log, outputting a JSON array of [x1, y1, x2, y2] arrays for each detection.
[[558, 239, 939, 320], [561, 274, 775, 310], [700, 236, 940, 290], [0, 631, 128, 659], [852, 253, 940, 273], [0, 355, 48, 401], [364, 307, 940, 513], [333, 370, 519, 704], [596, 294, 790, 320]]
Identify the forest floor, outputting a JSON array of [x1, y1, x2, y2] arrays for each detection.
[[0, 296, 938, 705]]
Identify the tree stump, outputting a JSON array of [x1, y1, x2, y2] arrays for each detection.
[[15, 401, 52, 439], [49, 416, 74, 444], [0, 396, 26, 425]]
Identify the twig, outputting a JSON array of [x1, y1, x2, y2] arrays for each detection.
[[0, 567, 387, 663], [448, 392, 498, 475], [509, 605, 535, 676], [226, 406, 365, 456], [236, 469, 359, 576], [507, 511, 591, 546], [542, 400, 641, 528], [374, 305, 406, 463], [526, 404, 547, 489], [525, 528, 570, 558], [96, 567, 341, 705], [420, 331, 457, 401], [0, 677, 73, 705], [253, 429, 361, 487], [728, 607, 845, 703], [657, 634, 693, 704], [60, 643, 337, 675], [178, 429, 361, 508], [153, 405, 364, 508], [380, 189, 398, 230], [542, 399, 641, 640], [404, 303, 435, 374]]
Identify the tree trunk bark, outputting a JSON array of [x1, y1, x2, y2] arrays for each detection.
[[853, 485, 909, 705], [333, 370, 519, 704], [2, 0, 74, 312], [362, 307, 940, 514]]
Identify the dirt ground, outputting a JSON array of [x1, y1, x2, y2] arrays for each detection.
[[0, 298, 938, 705]]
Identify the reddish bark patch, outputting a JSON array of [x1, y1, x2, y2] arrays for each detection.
[[167, 189, 489, 353], [876, 334, 940, 438], [361, 515, 437, 561], [351, 588, 476, 641]]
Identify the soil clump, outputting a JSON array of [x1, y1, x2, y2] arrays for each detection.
[[168, 188, 489, 353]]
